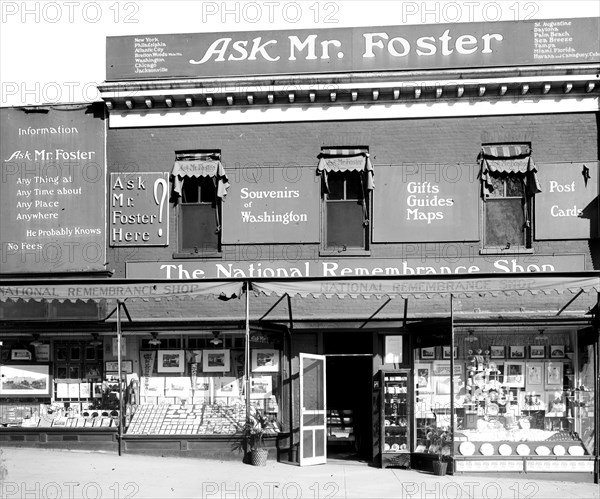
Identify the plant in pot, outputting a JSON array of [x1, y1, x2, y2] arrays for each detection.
[[426, 425, 453, 476], [234, 407, 280, 466]]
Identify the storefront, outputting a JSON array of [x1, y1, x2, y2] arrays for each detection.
[[0, 16, 599, 481]]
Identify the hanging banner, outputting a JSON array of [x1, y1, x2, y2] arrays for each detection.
[[139, 351, 157, 394]]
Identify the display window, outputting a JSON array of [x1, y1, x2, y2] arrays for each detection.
[[126, 332, 282, 437], [412, 327, 595, 463]]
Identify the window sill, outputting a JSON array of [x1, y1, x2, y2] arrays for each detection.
[[319, 248, 371, 257], [479, 248, 534, 255], [172, 252, 222, 259]]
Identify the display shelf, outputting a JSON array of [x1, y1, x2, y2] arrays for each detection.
[[379, 369, 412, 468]]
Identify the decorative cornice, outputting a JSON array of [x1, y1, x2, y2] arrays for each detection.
[[99, 64, 599, 113]]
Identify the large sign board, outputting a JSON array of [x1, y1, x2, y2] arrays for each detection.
[[109, 172, 169, 246], [126, 254, 585, 280], [106, 18, 600, 81], [373, 163, 480, 242], [0, 106, 106, 273], [222, 166, 319, 244], [535, 162, 599, 240]]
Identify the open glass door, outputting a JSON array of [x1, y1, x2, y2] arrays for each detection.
[[299, 353, 327, 466]]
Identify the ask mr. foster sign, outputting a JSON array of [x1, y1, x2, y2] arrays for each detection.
[[106, 18, 600, 80]]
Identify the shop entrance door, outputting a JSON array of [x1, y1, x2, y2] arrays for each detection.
[[299, 353, 327, 466]]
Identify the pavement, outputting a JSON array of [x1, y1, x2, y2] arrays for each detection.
[[0, 447, 599, 499]]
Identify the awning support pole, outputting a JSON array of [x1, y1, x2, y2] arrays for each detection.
[[450, 294, 455, 455], [245, 282, 251, 427], [595, 292, 599, 484], [117, 300, 123, 457]]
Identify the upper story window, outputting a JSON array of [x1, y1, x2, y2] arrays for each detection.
[[170, 151, 230, 255], [479, 144, 541, 251], [317, 148, 373, 252]]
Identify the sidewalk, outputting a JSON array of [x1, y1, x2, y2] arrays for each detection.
[[1, 447, 598, 499]]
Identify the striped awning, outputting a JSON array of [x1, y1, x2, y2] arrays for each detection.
[[480, 144, 541, 194], [171, 152, 230, 199], [317, 148, 374, 190]]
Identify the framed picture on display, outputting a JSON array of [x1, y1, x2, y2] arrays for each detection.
[[420, 347, 435, 360], [442, 346, 457, 360], [509, 346, 525, 359], [202, 349, 231, 373], [489, 346, 505, 359], [526, 363, 544, 387], [157, 350, 185, 373], [545, 362, 563, 386], [550, 345, 565, 359], [529, 345, 546, 359], [105, 360, 133, 374], [0, 364, 52, 397], [415, 364, 432, 392], [251, 349, 279, 373], [505, 362, 525, 387]]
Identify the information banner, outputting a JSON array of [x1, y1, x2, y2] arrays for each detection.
[[0, 106, 106, 273]]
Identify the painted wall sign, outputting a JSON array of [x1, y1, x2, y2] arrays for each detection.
[[109, 172, 169, 246], [535, 162, 599, 240], [106, 18, 600, 81], [222, 166, 319, 244], [373, 163, 480, 242], [0, 106, 106, 273], [126, 254, 584, 280]]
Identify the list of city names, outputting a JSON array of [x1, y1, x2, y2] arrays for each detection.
[[533, 20, 578, 60], [133, 37, 183, 75]]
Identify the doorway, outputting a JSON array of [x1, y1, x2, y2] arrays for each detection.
[[326, 355, 372, 461]]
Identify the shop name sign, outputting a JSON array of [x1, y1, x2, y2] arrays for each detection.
[[106, 18, 600, 80], [126, 255, 583, 279]]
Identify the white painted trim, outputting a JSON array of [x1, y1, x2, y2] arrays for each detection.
[[100, 74, 599, 99], [108, 97, 599, 128]]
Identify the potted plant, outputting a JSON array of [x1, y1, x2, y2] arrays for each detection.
[[233, 407, 280, 466], [426, 425, 453, 476]]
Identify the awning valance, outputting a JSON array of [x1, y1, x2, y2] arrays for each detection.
[[479, 144, 541, 195], [171, 152, 230, 199], [0, 280, 243, 303], [252, 275, 600, 300], [317, 148, 374, 191]]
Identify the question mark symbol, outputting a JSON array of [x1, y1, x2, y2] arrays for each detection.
[[153, 178, 167, 237]]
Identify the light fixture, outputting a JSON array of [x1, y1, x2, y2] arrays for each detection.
[[209, 331, 222, 346], [148, 332, 161, 347], [89, 333, 102, 346], [29, 334, 43, 347], [535, 329, 549, 342], [465, 330, 478, 343]]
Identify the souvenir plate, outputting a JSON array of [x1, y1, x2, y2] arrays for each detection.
[[553, 445, 566, 456], [568, 446, 584, 456], [384, 420, 391, 426], [516, 444, 530, 456], [498, 444, 512, 456], [479, 443, 494, 456], [391, 443, 400, 451], [384, 443, 390, 451], [486, 403, 499, 416], [459, 441, 475, 456], [535, 446, 551, 456]]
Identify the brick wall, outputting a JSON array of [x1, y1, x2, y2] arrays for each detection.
[[106, 112, 598, 320]]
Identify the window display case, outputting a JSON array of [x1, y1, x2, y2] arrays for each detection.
[[379, 369, 411, 468]]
